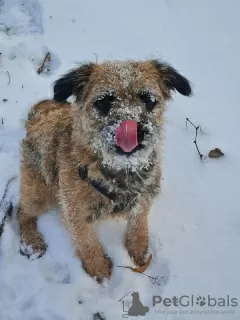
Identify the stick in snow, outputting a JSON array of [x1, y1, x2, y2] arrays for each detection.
[[117, 265, 163, 286], [0, 202, 13, 238], [6, 71, 10, 85], [0, 176, 17, 240], [186, 117, 203, 159], [117, 255, 163, 286], [37, 52, 51, 74]]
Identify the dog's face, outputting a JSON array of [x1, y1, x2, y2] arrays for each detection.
[[54, 60, 192, 171]]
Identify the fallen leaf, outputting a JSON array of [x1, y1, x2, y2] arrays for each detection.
[[208, 148, 224, 159], [132, 254, 152, 273]]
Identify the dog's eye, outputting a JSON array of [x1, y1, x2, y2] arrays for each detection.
[[94, 94, 115, 116], [139, 93, 157, 111]]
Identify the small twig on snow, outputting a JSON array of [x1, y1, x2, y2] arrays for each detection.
[[0, 176, 17, 240], [117, 265, 163, 286], [6, 71, 10, 85], [0, 202, 13, 238], [37, 52, 51, 74], [186, 118, 203, 160], [0, 176, 16, 208]]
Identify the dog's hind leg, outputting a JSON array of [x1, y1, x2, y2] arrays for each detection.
[[18, 163, 54, 259]]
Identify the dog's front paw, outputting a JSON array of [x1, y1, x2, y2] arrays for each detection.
[[126, 238, 148, 267], [19, 235, 47, 260], [81, 253, 113, 283]]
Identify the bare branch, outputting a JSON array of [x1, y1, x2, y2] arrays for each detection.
[[0, 176, 17, 240], [186, 118, 203, 159], [0, 202, 13, 238], [117, 265, 162, 286], [0, 176, 16, 208], [37, 52, 51, 74]]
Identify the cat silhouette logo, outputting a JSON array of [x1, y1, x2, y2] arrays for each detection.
[[119, 291, 149, 318]]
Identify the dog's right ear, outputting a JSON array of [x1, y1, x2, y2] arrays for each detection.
[[53, 63, 94, 102]]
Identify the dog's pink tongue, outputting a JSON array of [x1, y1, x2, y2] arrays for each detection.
[[116, 120, 138, 152]]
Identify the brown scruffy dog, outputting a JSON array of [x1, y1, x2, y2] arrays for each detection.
[[18, 60, 192, 282]]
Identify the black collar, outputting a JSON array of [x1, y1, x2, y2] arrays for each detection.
[[78, 165, 127, 213]]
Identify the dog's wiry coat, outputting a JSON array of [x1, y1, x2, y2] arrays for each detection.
[[19, 60, 192, 282]]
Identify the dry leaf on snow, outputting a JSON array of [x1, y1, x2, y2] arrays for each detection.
[[132, 254, 152, 273], [208, 148, 224, 158]]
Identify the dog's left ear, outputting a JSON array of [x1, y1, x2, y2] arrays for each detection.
[[151, 60, 192, 97], [53, 63, 94, 101]]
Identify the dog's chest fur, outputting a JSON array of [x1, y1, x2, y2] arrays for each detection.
[[78, 158, 160, 216]]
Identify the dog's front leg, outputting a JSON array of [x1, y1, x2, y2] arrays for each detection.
[[59, 166, 113, 283], [67, 217, 112, 282], [63, 214, 112, 282], [125, 205, 149, 267]]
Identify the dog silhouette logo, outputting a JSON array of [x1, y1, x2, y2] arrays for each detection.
[[119, 291, 149, 318]]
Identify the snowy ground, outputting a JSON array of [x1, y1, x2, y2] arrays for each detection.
[[0, 0, 240, 319]]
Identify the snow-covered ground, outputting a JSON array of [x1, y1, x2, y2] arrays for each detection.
[[0, 0, 240, 319]]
